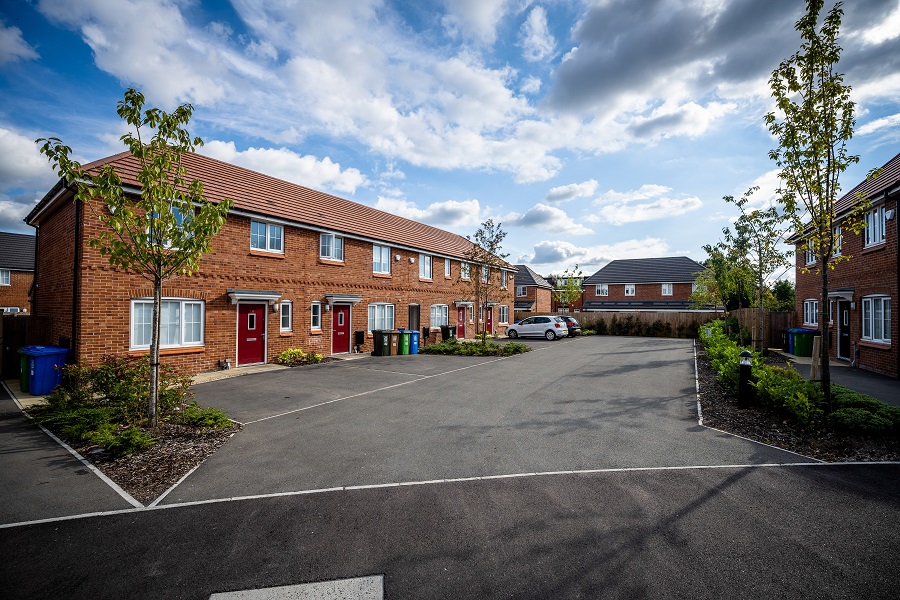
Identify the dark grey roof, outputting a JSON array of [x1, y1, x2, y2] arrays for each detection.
[[0, 232, 36, 271], [835, 151, 900, 213], [514, 300, 535, 310], [513, 264, 553, 289], [584, 256, 706, 285]]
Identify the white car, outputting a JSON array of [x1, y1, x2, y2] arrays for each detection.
[[506, 316, 569, 340]]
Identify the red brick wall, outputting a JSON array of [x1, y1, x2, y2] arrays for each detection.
[[33, 200, 78, 348], [0, 270, 33, 312], [794, 197, 898, 378], [584, 282, 694, 302], [515, 286, 553, 313], [35, 197, 512, 375]]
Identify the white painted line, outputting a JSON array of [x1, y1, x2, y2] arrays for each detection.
[[699, 425, 824, 462], [1, 379, 25, 411], [7, 461, 897, 530], [693, 339, 704, 426], [242, 356, 511, 425], [149, 462, 204, 508]]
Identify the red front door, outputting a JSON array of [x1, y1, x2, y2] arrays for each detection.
[[485, 306, 494, 335], [332, 304, 351, 353], [457, 307, 466, 339], [237, 303, 266, 366]]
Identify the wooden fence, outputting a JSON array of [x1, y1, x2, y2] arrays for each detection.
[[730, 308, 795, 350], [1, 315, 53, 379], [514, 310, 721, 338]]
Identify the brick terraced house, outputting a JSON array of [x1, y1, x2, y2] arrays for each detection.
[[25, 152, 514, 375], [0, 231, 35, 314], [512, 264, 554, 314], [581, 256, 707, 311], [792, 152, 900, 378]]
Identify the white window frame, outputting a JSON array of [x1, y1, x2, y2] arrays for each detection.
[[130, 298, 204, 350], [461, 262, 470, 279], [832, 225, 842, 257], [419, 254, 432, 279], [498, 305, 509, 324], [445, 259, 451, 277], [429, 304, 449, 328], [320, 233, 344, 261], [625, 284, 636, 297], [864, 205, 886, 247], [0, 269, 9, 286], [311, 302, 322, 331], [481, 266, 489, 283], [862, 296, 891, 344], [516, 286, 527, 297], [691, 282, 699, 293], [661, 283, 673, 296], [596, 284, 608, 297], [805, 245, 816, 265], [500, 269, 508, 289], [373, 244, 391, 274], [367, 303, 395, 332], [280, 301, 292, 332], [250, 221, 283, 253], [803, 299, 818, 326]]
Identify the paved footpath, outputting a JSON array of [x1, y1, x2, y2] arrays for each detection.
[[2, 337, 898, 599]]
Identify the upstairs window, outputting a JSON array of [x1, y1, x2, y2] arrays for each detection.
[[0, 269, 9, 286], [251, 221, 283, 253], [625, 284, 636, 297], [661, 283, 673, 296], [864, 206, 886, 247], [481, 266, 489, 283], [460, 262, 470, 279], [805, 245, 816, 265], [516, 286, 527, 297], [832, 225, 842, 257], [500, 270, 508, 289], [419, 254, 432, 279], [444, 259, 451, 277], [596, 284, 608, 296], [320, 233, 344, 261], [373, 244, 391, 274]]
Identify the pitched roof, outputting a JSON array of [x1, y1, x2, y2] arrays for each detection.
[[513, 264, 553, 288], [27, 151, 503, 263], [0, 232, 36, 271], [835, 151, 900, 214], [584, 256, 706, 284]]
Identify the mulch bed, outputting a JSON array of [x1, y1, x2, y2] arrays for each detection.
[[696, 350, 900, 462]]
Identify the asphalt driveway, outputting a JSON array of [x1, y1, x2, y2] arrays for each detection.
[[170, 336, 809, 503]]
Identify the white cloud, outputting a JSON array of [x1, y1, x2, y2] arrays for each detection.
[[595, 184, 671, 204], [373, 196, 482, 228], [0, 20, 39, 64], [441, 0, 511, 44], [520, 75, 542, 95], [504, 203, 593, 235], [519, 6, 556, 62], [546, 179, 598, 203], [523, 237, 671, 271], [200, 141, 368, 194], [0, 128, 58, 182], [593, 184, 702, 225], [857, 112, 900, 136]]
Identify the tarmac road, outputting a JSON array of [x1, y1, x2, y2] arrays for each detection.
[[2, 336, 898, 599]]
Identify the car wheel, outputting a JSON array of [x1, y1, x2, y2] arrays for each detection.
[[545, 330, 557, 340], [508, 329, 518, 339]]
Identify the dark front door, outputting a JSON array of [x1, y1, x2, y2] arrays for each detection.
[[237, 303, 266, 366], [408, 304, 420, 332], [837, 301, 851, 360], [457, 306, 466, 339], [485, 306, 494, 335], [332, 304, 351, 353]]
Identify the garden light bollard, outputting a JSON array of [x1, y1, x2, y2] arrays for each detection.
[[738, 350, 752, 409]]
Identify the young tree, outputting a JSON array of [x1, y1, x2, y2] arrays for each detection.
[[38, 88, 234, 426], [771, 279, 796, 313], [722, 188, 793, 350], [457, 219, 511, 343], [551, 265, 584, 311], [765, 0, 864, 406]]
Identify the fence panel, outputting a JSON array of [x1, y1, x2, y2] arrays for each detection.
[[1, 315, 53, 378], [730, 308, 795, 350]]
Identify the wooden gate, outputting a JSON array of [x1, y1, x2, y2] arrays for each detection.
[[1, 315, 52, 379]]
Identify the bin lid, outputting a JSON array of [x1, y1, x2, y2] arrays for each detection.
[[20, 345, 70, 356]]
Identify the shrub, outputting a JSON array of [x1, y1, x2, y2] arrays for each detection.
[[276, 348, 323, 366], [174, 402, 233, 428], [829, 408, 894, 436], [419, 339, 530, 356]]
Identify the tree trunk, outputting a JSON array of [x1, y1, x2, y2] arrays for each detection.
[[149, 276, 162, 427], [820, 260, 831, 411]]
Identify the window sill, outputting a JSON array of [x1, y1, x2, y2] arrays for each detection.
[[279, 332, 293, 337], [309, 330, 323, 335], [129, 346, 205, 357], [319, 258, 344, 266], [249, 249, 285, 259], [861, 242, 886, 255], [419, 278, 433, 283], [373, 272, 392, 278], [860, 340, 891, 350]]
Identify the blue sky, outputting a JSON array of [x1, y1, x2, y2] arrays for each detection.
[[2, 0, 899, 278]]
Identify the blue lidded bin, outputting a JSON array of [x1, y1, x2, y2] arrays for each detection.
[[409, 330, 420, 354], [21, 346, 69, 396]]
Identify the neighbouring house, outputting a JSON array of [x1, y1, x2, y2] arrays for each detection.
[[792, 152, 899, 378], [581, 256, 708, 311], [25, 151, 514, 375], [513, 265, 554, 314], [0, 231, 35, 314], [547, 275, 585, 313]]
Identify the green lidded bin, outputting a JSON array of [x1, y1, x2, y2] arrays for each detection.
[[793, 329, 817, 357], [398, 330, 411, 355]]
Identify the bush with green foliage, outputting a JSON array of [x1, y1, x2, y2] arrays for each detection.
[[828, 386, 900, 436], [29, 355, 232, 457], [419, 338, 530, 356], [275, 348, 324, 366]]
